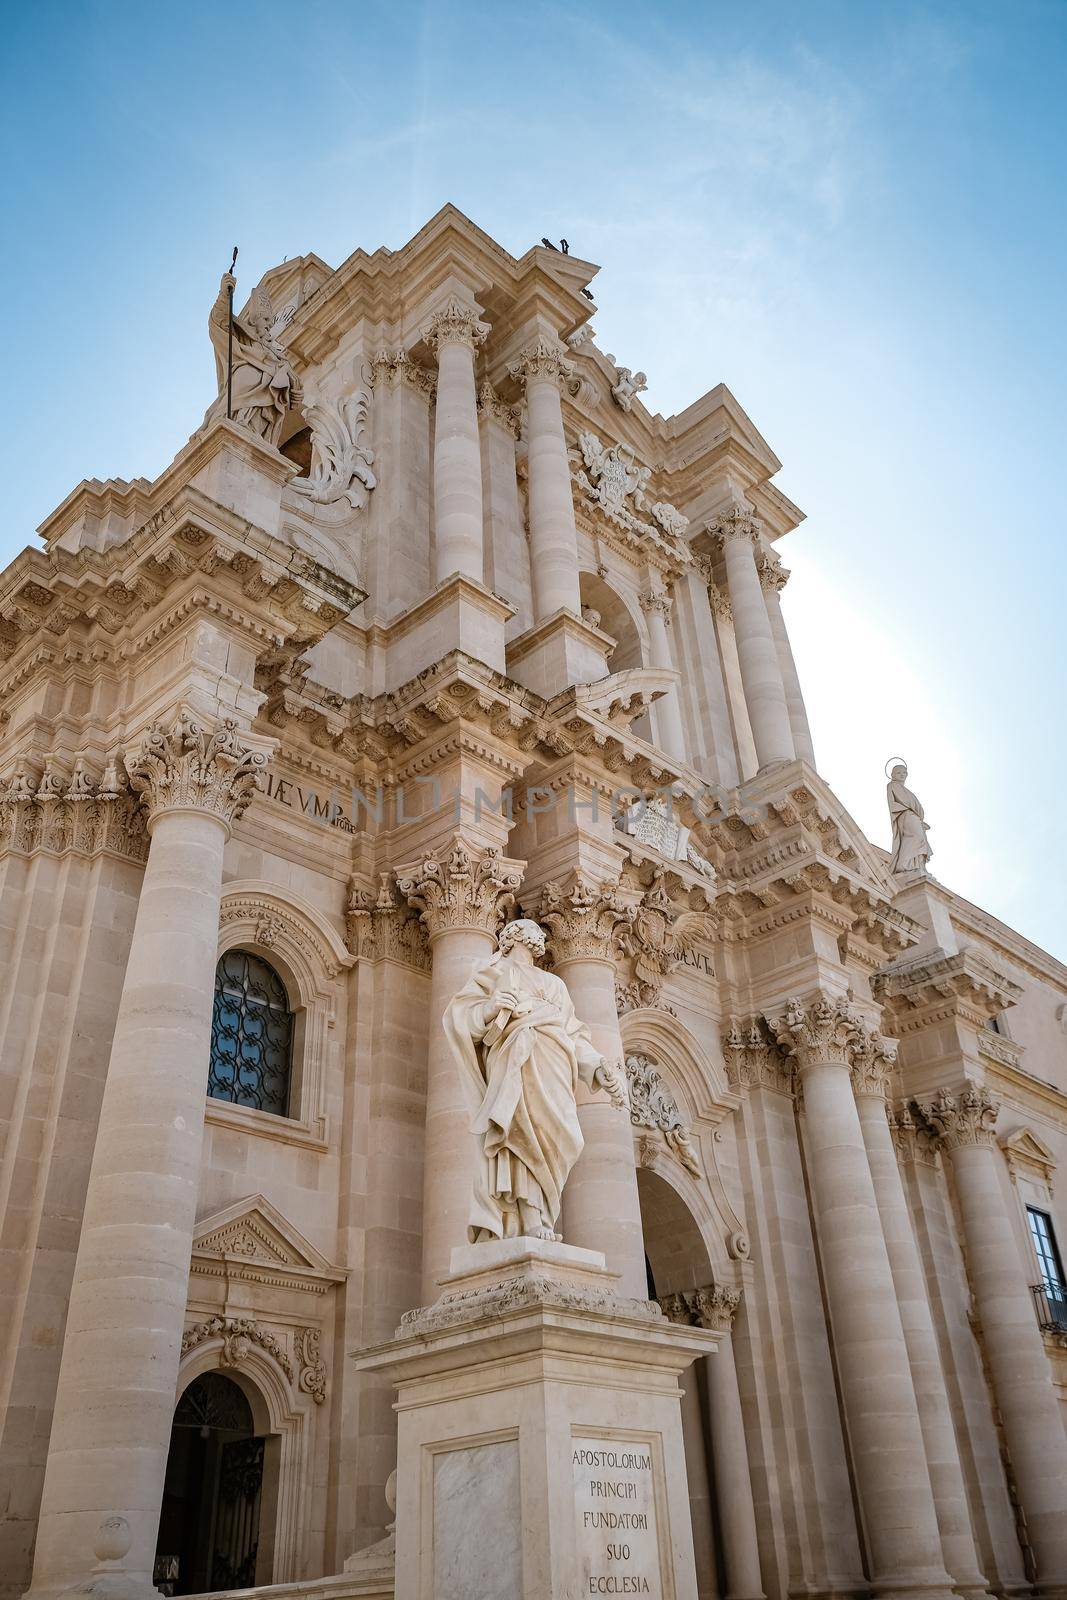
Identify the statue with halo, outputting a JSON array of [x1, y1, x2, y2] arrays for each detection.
[[886, 758, 933, 875], [444, 918, 627, 1244]]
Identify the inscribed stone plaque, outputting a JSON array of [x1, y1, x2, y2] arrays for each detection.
[[573, 1434, 664, 1596], [432, 1438, 521, 1599]]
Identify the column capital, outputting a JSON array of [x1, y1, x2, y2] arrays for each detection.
[[395, 837, 523, 940], [420, 296, 490, 354], [722, 1017, 794, 1095], [707, 504, 762, 551], [756, 548, 790, 593], [507, 332, 574, 389], [690, 1283, 743, 1332], [124, 709, 268, 831], [764, 989, 863, 1071], [639, 587, 673, 623], [534, 873, 629, 965], [917, 1081, 1000, 1150], [849, 1025, 899, 1098]]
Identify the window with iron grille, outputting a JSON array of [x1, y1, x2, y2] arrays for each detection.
[[209, 950, 293, 1117], [1027, 1206, 1066, 1293]]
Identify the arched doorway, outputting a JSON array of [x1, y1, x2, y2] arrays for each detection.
[[638, 1165, 722, 1600], [153, 1372, 264, 1594]]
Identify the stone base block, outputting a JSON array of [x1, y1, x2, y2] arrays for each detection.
[[355, 1238, 717, 1600], [506, 609, 614, 697]]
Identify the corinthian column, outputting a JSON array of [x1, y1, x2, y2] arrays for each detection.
[[852, 1045, 988, 1598], [768, 993, 953, 1600], [920, 1084, 1067, 1598], [711, 508, 794, 769], [423, 298, 490, 586], [536, 877, 646, 1297], [690, 1286, 765, 1600], [509, 334, 581, 621], [640, 587, 686, 761], [397, 839, 524, 1300], [757, 548, 815, 766], [27, 712, 268, 1597]]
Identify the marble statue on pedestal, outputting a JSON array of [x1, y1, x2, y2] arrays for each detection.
[[886, 760, 933, 874], [444, 918, 627, 1244], [204, 272, 297, 445]]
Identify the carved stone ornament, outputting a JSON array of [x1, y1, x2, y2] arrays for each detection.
[[917, 1082, 1000, 1150], [616, 795, 716, 882], [0, 760, 148, 863], [765, 990, 864, 1071], [534, 875, 632, 965], [625, 1053, 701, 1178], [757, 548, 790, 593], [399, 1270, 663, 1338], [125, 709, 268, 829], [616, 872, 708, 1014], [507, 333, 573, 388], [367, 347, 436, 398], [181, 1315, 294, 1381], [288, 389, 377, 510], [421, 296, 490, 353], [609, 363, 648, 412], [345, 874, 430, 971], [572, 429, 688, 552], [395, 837, 524, 939], [297, 1325, 328, 1404]]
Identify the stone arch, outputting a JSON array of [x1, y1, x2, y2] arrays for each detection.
[[621, 1008, 729, 1121], [175, 1335, 312, 1583], [578, 568, 647, 672]]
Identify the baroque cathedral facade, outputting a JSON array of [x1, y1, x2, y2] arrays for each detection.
[[1, 206, 1066, 1599]]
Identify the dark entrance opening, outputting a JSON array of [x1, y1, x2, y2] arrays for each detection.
[[154, 1371, 264, 1594]]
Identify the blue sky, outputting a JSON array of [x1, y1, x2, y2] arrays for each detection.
[[2, 0, 1064, 956]]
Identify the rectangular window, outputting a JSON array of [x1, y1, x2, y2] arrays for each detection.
[[1027, 1206, 1066, 1293]]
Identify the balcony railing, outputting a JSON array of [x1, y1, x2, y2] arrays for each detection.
[[1031, 1281, 1067, 1334]]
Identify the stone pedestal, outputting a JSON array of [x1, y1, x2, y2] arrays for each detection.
[[506, 608, 614, 698], [356, 1238, 716, 1600]]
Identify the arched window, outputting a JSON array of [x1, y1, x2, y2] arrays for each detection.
[[209, 950, 293, 1117]]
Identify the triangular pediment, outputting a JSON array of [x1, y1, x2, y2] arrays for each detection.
[[1001, 1126, 1057, 1186], [193, 1194, 343, 1281]]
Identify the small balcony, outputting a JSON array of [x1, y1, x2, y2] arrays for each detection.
[[1031, 1281, 1067, 1335]]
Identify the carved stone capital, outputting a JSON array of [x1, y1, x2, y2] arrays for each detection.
[[757, 548, 790, 593], [346, 875, 430, 971], [125, 710, 268, 831], [849, 1026, 899, 1099], [658, 1292, 692, 1326], [507, 333, 574, 389], [917, 1082, 1000, 1151], [888, 1101, 940, 1166], [395, 838, 523, 940], [689, 1284, 742, 1332], [421, 297, 490, 354], [534, 875, 629, 965], [765, 990, 863, 1071], [707, 582, 733, 623], [722, 1017, 793, 1095], [707, 504, 762, 552], [0, 757, 149, 862], [639, 589, 673, 624]]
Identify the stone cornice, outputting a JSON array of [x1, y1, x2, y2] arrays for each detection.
[[873, 948, 1022, 1029]]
